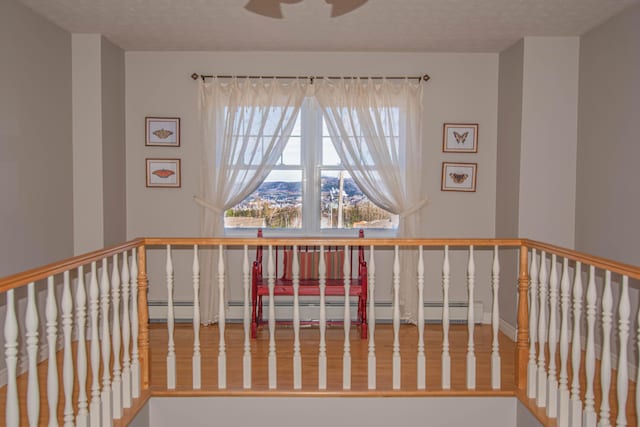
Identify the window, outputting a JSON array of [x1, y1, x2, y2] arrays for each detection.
[[224, 98, 399, 233]]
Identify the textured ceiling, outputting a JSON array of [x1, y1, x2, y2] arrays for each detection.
[[19, 0, 639, 52]]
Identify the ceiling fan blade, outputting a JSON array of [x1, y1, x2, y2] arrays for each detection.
[[325, 0, 368, 17], [244, 0, 304, 19]]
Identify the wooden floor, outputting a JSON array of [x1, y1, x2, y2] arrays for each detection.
[[1, 323, 636, 426], [150, 323, 515, 393]]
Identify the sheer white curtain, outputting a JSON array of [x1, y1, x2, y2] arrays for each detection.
[[315, 78, 426, 322], [196, 78, 307, 324]]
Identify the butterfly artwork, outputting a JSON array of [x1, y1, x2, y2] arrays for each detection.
[[443, 124, 478, 153], [146, 159, 181, 188], [152, 168, 175, 178], [146, 117, 180, 146], [152, 128, 174, 140], [453, 131, 468, 144], [442, 162, 476, 192], [449, 172, 468, 184]]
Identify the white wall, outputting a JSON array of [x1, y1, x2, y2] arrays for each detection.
[[495, 37, 580, 329], [0, 0, 73, 276], [148, 396, 517, 427], [125, 51, 500, 312], [518, 37, 579, 248], [72, 34, 104, 254], [73, 34, 127, 254], [101, 37, 127, 247]]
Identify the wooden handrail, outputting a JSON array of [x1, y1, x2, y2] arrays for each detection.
[[143, 237, 523, 247], [0, 239, 144, 293], [2, 237, 638, 291], [524, 239, 640, 280]]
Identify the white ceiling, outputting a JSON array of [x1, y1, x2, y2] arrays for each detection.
[[20, 0, 639, 52]]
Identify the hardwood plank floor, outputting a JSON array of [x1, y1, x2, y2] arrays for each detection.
[[149, 323, 515, 393]]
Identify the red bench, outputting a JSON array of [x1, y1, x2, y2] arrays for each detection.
[[251, 229, 368, 339]]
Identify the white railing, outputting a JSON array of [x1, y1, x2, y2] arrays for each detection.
[[526, 241, 640, 427], [1, 241, 144, 427], [1, 237, 638, 427]]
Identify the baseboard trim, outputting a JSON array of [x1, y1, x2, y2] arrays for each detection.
[[149, 300, 486, 324]]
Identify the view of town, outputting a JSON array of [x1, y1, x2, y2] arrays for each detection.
[[224, 173, 397, 229]]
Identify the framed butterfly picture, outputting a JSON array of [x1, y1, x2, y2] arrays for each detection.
[[146, 117, 180, 147], [146, 158, 181, 188], [441, 162, 477, 192], [443, 123, 478, 153]]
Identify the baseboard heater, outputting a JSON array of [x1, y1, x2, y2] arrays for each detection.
[[148, 300, 486, 324]]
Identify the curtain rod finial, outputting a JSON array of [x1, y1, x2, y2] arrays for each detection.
[[422, 74, 430, 82], [191, 73, 200, 80]]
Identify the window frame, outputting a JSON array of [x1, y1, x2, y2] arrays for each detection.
[[224, 98, 400, 238]]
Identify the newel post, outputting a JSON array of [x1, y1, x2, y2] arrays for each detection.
[[137, 244, 151, 390], [516, 244, 530, 390]]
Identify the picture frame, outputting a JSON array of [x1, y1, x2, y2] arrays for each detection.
[[146, 158, 181, 188], [441, 162, 477, 192], [146, 117, 180, 147], [443, 123, 478, 153]]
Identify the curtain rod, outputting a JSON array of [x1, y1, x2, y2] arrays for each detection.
[[190, 73, 430, 83]]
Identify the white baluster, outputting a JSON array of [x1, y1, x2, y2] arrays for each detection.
[[467, 245, 476, 390], [636, 300, 640, 427], [583, 266, 597, 427], [318, 245, 327, 390], [559, 257, 571, 426], [89, 262, 101, 427], [111, 254, 122, 419], [242, 245, 251, 389], [292, 246, 302, 389], [442, 245, 451, 390], [492, 245, 501, 390], [537, 251, 548, 407], [367, 245, 376, 390], [527, 248, 538, 398], [76, 266, 89, 427], [392, 245, 401, 390], [343, 244, 352, 390], [417, 246, 426, 390], [615, 276, 630, 427], [26, 281, 40, 427], [62, 271, 74, 427], [193, 245, 202, 390], [218, 245, 227, 389], [121, 251, 132, 408], [166, 246, 176, 389], [5, 289, 19, 427], [130, 248, 140, 399], [547, 254, 559, 418], [100, 258, 112, 427], [599, 271, 613, 427], [570, 262, 582, 427], [267, 245, 277, 389], [46, 276, 59, 427]]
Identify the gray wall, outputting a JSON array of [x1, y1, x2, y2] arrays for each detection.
[[496, 40, 524, 240], [101, 37, 127, 246], [575, 2, 640, 266], [0, 0, 73, 277], [575, 1, 640, 370], [496, 40, 525, 329]]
